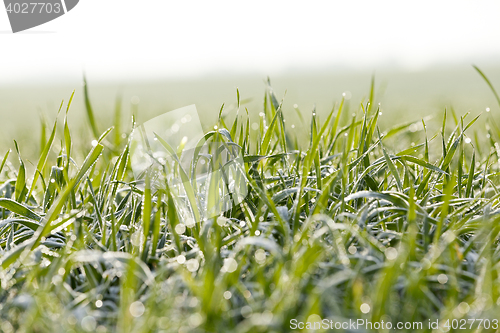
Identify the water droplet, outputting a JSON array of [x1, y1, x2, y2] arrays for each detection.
[[223, 258, 238, 273], [186, 259, 199, 272], [177, 255, 186, 264], [385, 247, 398, 260], [457, 302, 470, 314], [129, 301, 145, 317], [437, 274, 448, 284], [241, 305, 252, 318], [175, 224, 186, 234]]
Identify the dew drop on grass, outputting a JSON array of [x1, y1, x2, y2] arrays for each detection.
[[465, 137, 471, 144], [385, 247, 398, 260], [91, 140, 98, 147], [217, 216, 227, 227], [241, 306, 252, 318], [223, 291, 232, 300], [129, 301, 145, 318], [342, 91, 352, 100], [186, 259, 199, 272], [186, 217, 194, 228], [422, 258, 432, 270], [360, 303, 371, 314], [457, 302, 470, 314], [223, 258, 238, 273], [177, 255, 186, 264], [51, 275, 62, 284], [189, 313, 202, 327], [307, 314, 321, 324], [486, 107, 491, 112], [95, 300, 103, 308], [437, 274, 448, 284], [348, 245, 357, 254], [255, 249, 266, 264], [175, 224, 186, 234], [67, 316, 77, 325], [81, 316, 97, 332]]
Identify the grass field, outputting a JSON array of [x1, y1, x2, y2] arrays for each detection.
[[1, 67, 500, 332]]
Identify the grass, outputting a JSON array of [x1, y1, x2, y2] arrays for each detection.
[[1, 68, 500, 333]]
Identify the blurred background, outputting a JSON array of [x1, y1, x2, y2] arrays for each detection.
[[1, 0, 500, 154]]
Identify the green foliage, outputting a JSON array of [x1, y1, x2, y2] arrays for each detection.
[[1, 70, 500, 333]]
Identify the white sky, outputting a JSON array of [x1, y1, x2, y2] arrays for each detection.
[[0, 0, 500, 84]]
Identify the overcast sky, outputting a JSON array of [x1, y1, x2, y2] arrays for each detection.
[[1, 0, 500, 84]]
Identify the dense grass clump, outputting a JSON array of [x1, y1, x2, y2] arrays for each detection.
[[1, 70, 500, 333]]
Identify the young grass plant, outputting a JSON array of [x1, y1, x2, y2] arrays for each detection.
[[1, 69, 500, 332]]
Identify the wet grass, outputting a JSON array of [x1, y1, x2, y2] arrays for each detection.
[[1, 68, 500, 332]]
